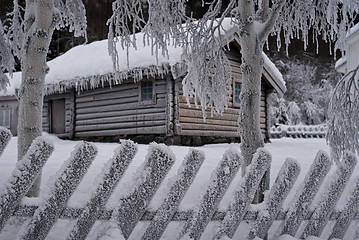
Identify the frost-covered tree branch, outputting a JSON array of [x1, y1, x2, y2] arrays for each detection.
[[327, 65, 359, 162]]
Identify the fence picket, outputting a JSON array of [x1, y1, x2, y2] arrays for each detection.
[[215, 148, 272, 239], [301, 151, 357, 238], [248, 158, 301, 240], [20, 142, 97, 240], [142, 149, 205, 240], [179, 149, 242, 240], [66, 140, 137, 240], [0, 127, 11, 157], [275, 150, 332, 238], [329, 176, 359, 239], [0, 137, 53, 231], [114, 144, 175, 239]]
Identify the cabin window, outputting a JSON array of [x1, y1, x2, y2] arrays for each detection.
[[0, 109, 10, 128], [49, 99, 66, 134], [233, 81, 241, 106], [139, 79, 156, 104]]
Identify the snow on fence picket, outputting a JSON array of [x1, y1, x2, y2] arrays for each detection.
[[270, 124, 327, 139], [0, 134, 359, 239]]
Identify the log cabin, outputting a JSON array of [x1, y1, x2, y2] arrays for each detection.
[[1, 20, 285, 145]]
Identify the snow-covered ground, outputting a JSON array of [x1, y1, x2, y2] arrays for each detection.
[[0, 135, 358, 239]]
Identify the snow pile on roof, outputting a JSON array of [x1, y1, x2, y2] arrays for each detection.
[[262, 52, 286, 93], [346, 22, 359, 43], [1, 18, 283, 96]]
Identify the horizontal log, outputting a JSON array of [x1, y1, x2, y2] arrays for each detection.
[[75, 120, 166, 132], [180, 123, 238, 132], [179, 116, 238, 127], [76, 96, 139, 108], [179, 129, 240, 137], [76, 112, 166, 126], [76, 107, 165, 121], [76, 99, 166, 114], [75, 125, 167, 137], [179, 108, 238, 121]]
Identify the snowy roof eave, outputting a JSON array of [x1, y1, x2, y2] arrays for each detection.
[[335, 57, 347, 74], [346, 23, 359, 44], [261, 52, 286, 96]]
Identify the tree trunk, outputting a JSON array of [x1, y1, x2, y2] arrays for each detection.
[[18, 0, 55, 197]]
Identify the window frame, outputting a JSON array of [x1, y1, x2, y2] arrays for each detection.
[[139, 79, 157, 105], [233, 79, 242, 107], [0, 109, 11, 128]]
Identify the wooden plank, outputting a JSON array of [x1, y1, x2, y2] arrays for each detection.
[[179, 129, 240, 137], [115, 145, 175, 239], [76, 99, 166, 114], [76, 107, 165, 121], [180, 123, 238, 132], [143, 150, 205, 240], [76, 112, 166, 126], [75, 83, 139, 97], [75, 126, 167, 137], [76, 96, 139, 108], [179, 116, 238, 127], [77, 88, 139, 103], [179, 103, 240, 115], [180, 149, 241, 240], [75, 120, 166, 132]]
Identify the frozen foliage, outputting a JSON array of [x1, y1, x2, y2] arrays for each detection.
[[0, 127, 12, 157], [142, 149, 205, 240], [216, 149, 272, 239], [114, 144, 175, 239], [67, 140, 137, 240], [179, 149, 242, 240], [248, 158, 300, 240], [275, 151, 332, 238], [287, 101, 302, 125], [301, 151, 357, 238], [0, 20, 12, 91], [329, 176, 359, 239], [20, 142, 97, 240], [275, 98, 290, 125], [0, 137, 53, 231], [327, 65, 359, 162]]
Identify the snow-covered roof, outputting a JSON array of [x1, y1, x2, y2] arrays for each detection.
[[1, 18, 284, 96], [335, 56, 347, 73]]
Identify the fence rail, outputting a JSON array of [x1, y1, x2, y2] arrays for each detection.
[[0, 127, 358, 240]]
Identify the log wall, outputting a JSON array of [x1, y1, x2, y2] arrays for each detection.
[[176, 44, 269, 138], [74, 78, 169, 138]]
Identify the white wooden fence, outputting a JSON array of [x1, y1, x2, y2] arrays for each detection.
[[0, 128, 358, 240], [270, 124, 327, 138]]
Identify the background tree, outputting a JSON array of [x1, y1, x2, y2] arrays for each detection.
[[0, 0, 87, 196]]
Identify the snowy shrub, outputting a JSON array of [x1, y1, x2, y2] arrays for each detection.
[[287, 101, 302, 125]]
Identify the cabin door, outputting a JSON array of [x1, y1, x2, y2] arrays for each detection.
[[50, 99, 65, 134]]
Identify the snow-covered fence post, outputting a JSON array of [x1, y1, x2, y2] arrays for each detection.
[[329, 176, 359, 239], [301, 151, 357, 238], [66, 140, 137, 240], [275, 151, 332, 237], [20, 142, 97, 240], [248, 158, 300, 240], [215, 148, 272, 239], [179, 149, 242, 240], [0, 137, 53, 231], [114, 144, 175, 239], [0, 127, 11, 157], [142, 149, 205, 240]]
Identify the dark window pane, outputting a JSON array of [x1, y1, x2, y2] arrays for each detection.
[[234, 82, 241, 104]]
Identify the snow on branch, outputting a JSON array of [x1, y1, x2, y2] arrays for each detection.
[[54, 0, 87, 39], [0, 20, 14, 91], [327, 65, 359, 162], [0, 127, 12, 157]]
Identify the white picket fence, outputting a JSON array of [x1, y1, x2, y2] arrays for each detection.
[[0, 127, 359, 240]]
